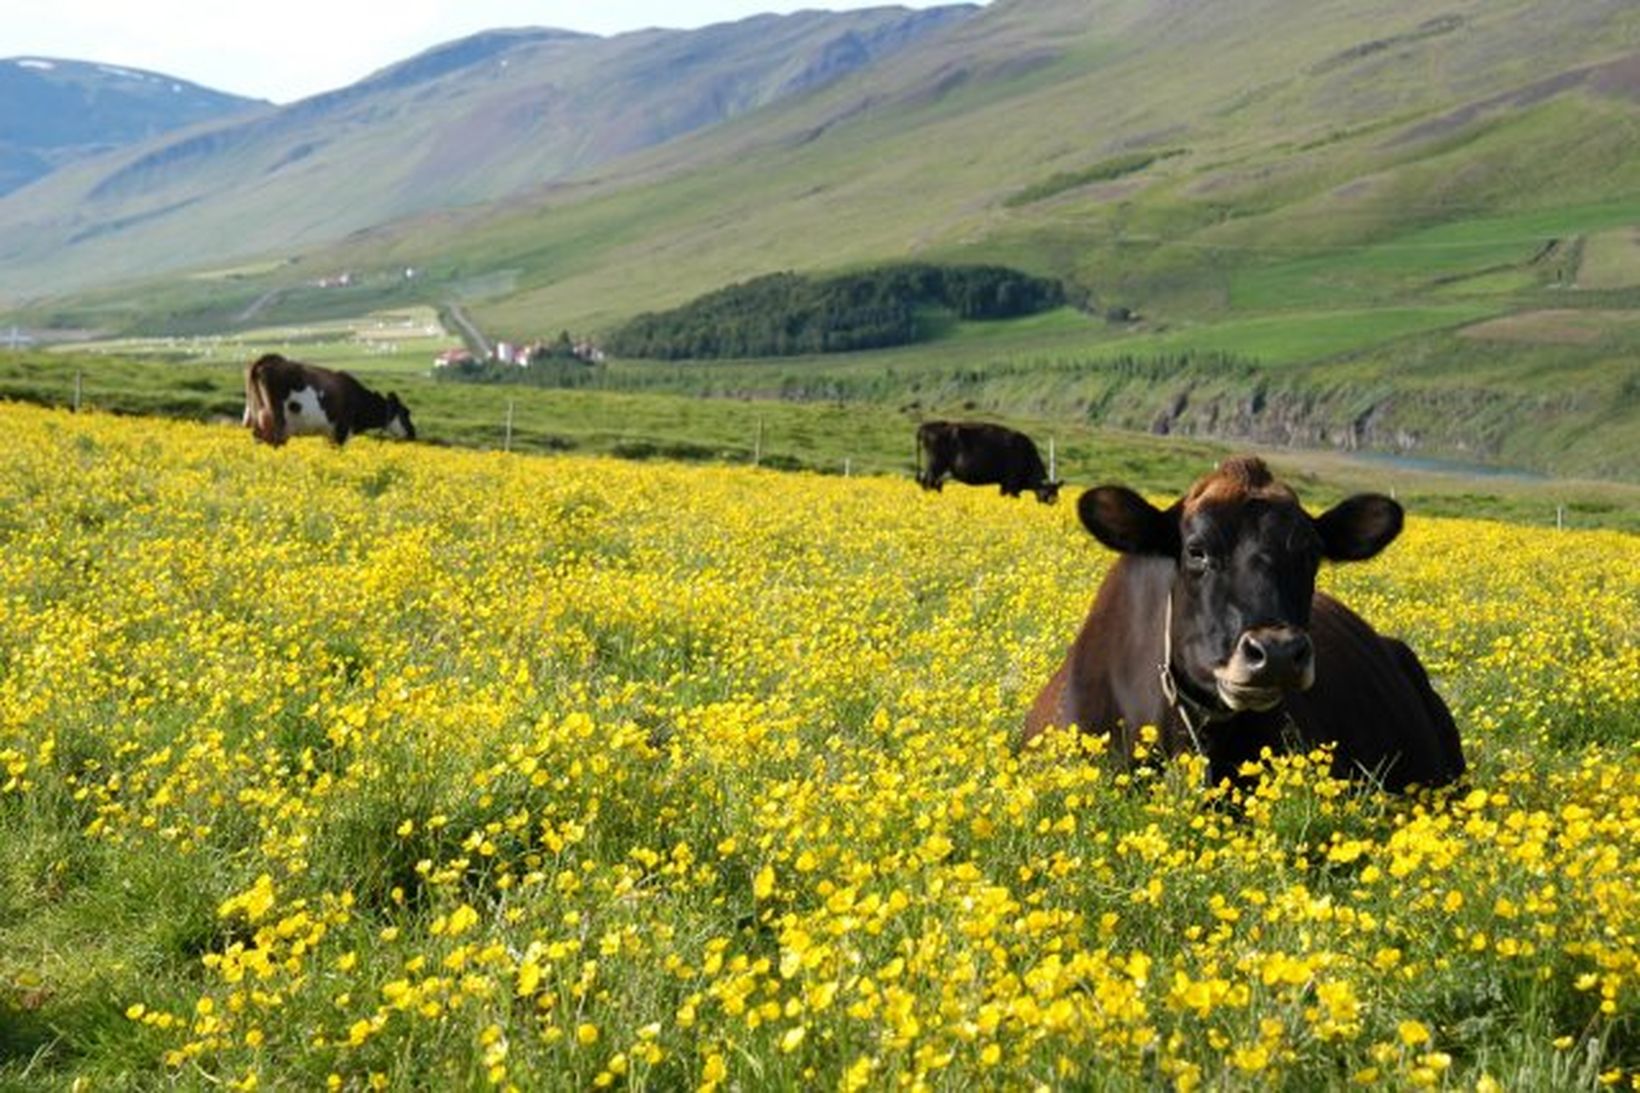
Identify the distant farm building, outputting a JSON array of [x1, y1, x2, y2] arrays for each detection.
[[434, 347, 476, 369], [491, 338, 606, 366]]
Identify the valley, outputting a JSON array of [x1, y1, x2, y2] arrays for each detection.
[[2, 0, 1638, 489]]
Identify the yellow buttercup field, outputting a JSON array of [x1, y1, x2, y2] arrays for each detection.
[[1, 401, 1637, 1090]]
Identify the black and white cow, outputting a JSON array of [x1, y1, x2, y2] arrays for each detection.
[[243, 354, 415, 446]]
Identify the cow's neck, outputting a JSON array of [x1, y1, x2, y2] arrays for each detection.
[[1072, 556, 1175, 753]]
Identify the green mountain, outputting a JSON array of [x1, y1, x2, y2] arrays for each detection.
[[0, 56, 265, 196], [0, 7, 978, 297], [363, 0, 1640, 327]]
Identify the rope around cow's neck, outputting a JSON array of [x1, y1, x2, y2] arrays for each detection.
[[1157, 589, 1226, 759]]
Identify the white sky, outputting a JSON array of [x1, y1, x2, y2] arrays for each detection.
[[8, 1, 977, 104]]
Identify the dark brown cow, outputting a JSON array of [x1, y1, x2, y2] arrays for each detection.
[[243, 354, 415, 447], [916, 421, 1062, 503], [1023, 456, 1464, 791]]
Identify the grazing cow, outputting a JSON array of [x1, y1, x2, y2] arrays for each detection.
[[243, 354, 415, 447], [916, 420, 1062, 503], [1023, 456, 1464, 791]]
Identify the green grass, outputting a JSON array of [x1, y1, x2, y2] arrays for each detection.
[[14, 245, 1640, 483], [1227, 200, 1640, 312], [1082, 305, 1499, 364], [1003, 148, 1187, 207]]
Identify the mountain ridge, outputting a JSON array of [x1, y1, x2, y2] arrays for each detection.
[[0, 6, 981, 299], [0, 55, 266, 197]]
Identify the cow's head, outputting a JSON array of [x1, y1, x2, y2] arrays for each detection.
[[1034, 479, 1064, 505], [385, 393, 416, 441], [1077, 456, 1402, 712]]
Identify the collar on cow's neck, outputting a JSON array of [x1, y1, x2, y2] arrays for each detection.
[[1158, 589, 1234, 756]]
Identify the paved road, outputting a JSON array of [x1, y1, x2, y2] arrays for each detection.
[[445, 303, 491, 358], [236, 289, 283, 323]]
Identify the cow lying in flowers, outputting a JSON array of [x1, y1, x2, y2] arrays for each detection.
[[1025, 456, 1464, 791]]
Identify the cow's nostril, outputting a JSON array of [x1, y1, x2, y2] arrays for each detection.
[[1238, 629, 1312, 682]]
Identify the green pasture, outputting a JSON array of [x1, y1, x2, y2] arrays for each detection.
[[1086, 306, 1499, 366], [1578, 227, 1640, 291], [54, 306, 453, 378], [3, 348, 1636, 533], [863, 305, 1498, 369], [1229, 200, 1640, 313]]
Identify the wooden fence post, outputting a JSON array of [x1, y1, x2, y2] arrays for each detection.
[[504, 399, 514, 453], [753, 418, 763, 467]]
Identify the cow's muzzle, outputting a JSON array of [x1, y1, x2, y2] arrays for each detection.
[[1214, 625, 1314, 710]]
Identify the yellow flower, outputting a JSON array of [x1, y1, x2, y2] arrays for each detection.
[[446, 903, 480, 936], [1398, 1020, 1432, 1047], [1229, 1044, 1269, 1073]]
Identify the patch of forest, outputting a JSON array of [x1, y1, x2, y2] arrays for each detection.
[[603, 264, 1064, 360]]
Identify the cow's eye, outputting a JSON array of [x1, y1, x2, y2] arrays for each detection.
[[1185, 544, 1211, 568]]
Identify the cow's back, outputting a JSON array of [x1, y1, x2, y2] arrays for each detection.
[[1285, 594, 1465, 790]]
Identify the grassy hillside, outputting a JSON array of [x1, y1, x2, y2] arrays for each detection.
[[12, 0, 1640, 325], [336, 0, 1640, 332]]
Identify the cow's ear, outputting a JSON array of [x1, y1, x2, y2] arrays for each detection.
[[1315, 494, 1403, 561], [1078, 487, 1180, 555]]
